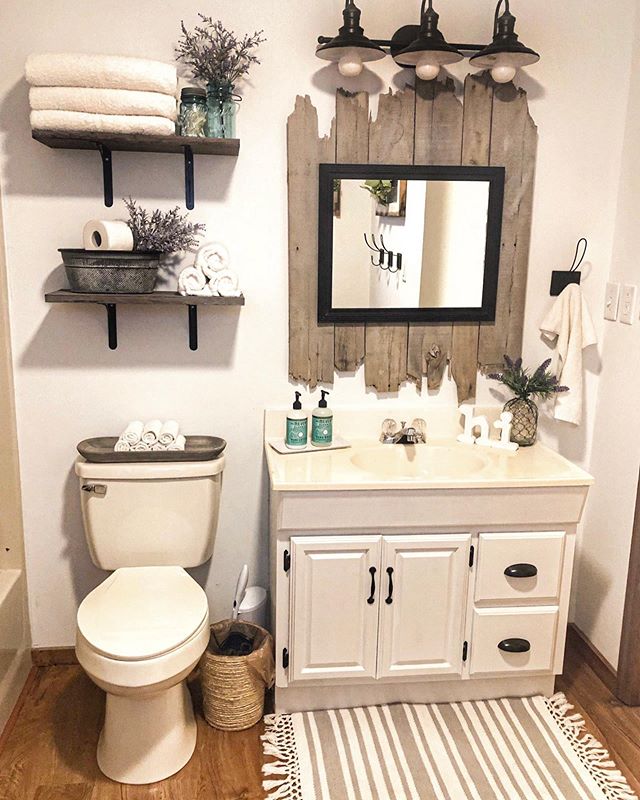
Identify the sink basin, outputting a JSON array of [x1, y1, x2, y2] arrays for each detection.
[[350, 445, 487, 480]]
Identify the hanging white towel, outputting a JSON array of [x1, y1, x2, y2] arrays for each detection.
[[142, 419, 162, 445], [120, 420, 144, 445], [159, 420, 180, 446], [195, 242, 230, 280], [30, 109, 175, 137], [30, 86, 177, 120], [540, 284, 597, 425], [26, 53, 177, 95]]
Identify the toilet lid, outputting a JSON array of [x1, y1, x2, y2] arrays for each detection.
[[77, 567, 209, 661]]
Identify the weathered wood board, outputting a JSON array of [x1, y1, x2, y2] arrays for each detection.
[[287, 73, 537, 398]]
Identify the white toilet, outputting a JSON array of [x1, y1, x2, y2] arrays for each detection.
[[74, 456, 224, 785]]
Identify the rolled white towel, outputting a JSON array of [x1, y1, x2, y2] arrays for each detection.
[[159, 420, 180, 446], [132, 442, 151, 451], [167, 434, 187, 452], [151, 442, 167, 451], [114, 438, 131, 452], [195, 242, 230, 280], [212, 268, 241, 298], [30, 109, 175, 137], [29, 87, 177, 120], [121, 420, 144, 445], [178, 265, 208, 296], [142, 419, 162, 445], [26, 53, 177, 95]]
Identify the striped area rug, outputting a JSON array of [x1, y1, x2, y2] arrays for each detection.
[[262, 694, 636, 800]]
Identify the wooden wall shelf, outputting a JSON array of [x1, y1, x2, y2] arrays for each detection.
[[45, 289, 245, 351], [32, 130, 240, 209]]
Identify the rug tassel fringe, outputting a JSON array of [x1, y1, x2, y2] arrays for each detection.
[[262, 713, 302, 800], [545, 693, 638, 800]]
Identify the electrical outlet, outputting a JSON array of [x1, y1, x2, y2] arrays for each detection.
[[604, 282, 621, 321], [620, 284, 638, 325]]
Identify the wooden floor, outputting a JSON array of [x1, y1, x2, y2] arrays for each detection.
[[1, 631, 639, 799]]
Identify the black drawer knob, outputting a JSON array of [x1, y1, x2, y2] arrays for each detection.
[[498, 638, 531, 653], [504, 563, 538, 579]]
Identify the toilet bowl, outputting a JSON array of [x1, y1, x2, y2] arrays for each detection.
[[76, 566, 210, 784]]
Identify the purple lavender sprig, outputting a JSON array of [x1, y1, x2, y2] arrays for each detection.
[[488, 355, 569, 401], [123, 198, 205, 254]]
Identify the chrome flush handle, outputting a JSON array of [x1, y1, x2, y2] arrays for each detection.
[[81, 484, 107, 496]]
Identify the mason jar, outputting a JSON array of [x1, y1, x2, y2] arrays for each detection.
[[179, 87, 207, 137], [206, 81, 238, 139]]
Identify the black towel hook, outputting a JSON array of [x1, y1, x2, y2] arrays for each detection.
[[549, 237, 588, 296], [569, 237, 588, 272]]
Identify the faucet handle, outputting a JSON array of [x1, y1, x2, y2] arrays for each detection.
[[380, 418, 398, 443], [411, 418, 427, 441]]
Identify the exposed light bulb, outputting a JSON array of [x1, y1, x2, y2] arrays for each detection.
[[415, 55, 440, 81], [491, 65, 517, 84], [338, 52, 363, 77]]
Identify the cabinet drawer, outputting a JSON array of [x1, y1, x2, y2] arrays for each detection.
[[470, 607, 559, 675], [475, 531, 565, 604]]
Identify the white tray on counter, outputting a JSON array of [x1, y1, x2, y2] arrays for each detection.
[[268, 436, 351, 455]]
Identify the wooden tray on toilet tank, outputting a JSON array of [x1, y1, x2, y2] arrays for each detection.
[[77, 436, 227, 463]]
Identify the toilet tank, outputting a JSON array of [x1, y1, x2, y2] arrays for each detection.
[[75, 457, 225, 570]]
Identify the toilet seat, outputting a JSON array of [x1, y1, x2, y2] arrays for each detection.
[[77, 566, 209, 661]]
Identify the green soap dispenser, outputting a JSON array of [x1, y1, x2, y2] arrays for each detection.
[[311, 390, 333, 448], [285, 391, 308, 449]]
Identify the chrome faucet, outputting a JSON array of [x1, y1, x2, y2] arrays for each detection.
[[380, 418, 427, 445]]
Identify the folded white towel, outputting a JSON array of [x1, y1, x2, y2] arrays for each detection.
[[213, 268, 241, 297], [114, 438, 131, 452], [167, 434, 187, 452], [30, 109, 175, 137], [540, 284, 597, 426], [121, 420, 144, 445], [132, 442, 150, 451], [196, 242, 230, 280], [30, 86, 177, 121], [26, 53, 177, 95], [159, 420, 180, 446], [142, 419, 162, 445], [178, 265, 209, 296]]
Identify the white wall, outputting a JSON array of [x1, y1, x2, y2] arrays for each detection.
[[571, 9, 640, 668], [0, 0, 636, 647]]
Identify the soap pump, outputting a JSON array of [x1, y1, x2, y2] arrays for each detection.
[[311, 390, 333, 448], [285, 391, 308, 449]]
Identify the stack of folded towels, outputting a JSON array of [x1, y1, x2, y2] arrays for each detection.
[[115, 420, 186, 453], [26, 53, 178, 137], [178, 242, 242, 298]]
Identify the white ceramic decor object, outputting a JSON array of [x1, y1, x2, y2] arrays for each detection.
[[456, 405, 477, 445], [492, 412, 519, 452]]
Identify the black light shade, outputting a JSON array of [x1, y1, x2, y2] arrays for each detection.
[[316, 1, 386, 65], [394, 0, 463, 68], [470, 0, 539, 69]]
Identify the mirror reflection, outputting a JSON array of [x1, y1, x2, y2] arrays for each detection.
[[318, 166, 505, 324]]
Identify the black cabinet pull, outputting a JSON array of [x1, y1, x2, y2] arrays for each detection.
[[504, 563, 538, 579], [385, 567, 394, 605], [498, 638, 531, 653], [367, 567, 377, 605]]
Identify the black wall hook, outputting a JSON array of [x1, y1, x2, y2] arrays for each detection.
[[550, 237, 587, 296], [364, 233, 403, 274]]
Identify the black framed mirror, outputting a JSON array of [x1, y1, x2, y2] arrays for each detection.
[[318, 164, 505, 323]]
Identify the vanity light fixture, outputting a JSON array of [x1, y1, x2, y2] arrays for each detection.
[[316, 0, 539, 84]]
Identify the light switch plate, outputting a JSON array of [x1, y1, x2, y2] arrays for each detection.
[[604, 282, 621, 321], [620, 284, 637, 325]]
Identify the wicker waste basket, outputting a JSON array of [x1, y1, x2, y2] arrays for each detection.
[[200, 620, 275, 731]]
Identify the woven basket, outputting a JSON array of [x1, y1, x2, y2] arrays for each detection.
[[200, 620, 275, 731]]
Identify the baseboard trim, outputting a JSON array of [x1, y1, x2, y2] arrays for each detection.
[[31, 647, 78, 666], [567, 623, 617, 693]]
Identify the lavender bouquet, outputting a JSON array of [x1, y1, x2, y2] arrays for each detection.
[[124, 198, 205, 254]]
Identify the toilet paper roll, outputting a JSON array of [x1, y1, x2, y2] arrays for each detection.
[[83, 220, 134, 252]]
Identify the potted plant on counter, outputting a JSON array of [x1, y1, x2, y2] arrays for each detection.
[[60, 199, 205, 294], [488, 356, 568, 446]]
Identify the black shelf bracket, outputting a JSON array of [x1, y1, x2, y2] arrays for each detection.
[[103, 303, 117, 349], [98, 144, 113, 207], [184, 145, 195, 210], [188, 304, 198, 350]]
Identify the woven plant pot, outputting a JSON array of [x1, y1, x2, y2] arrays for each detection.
[[505, 397, 539, 446], [60, 249, 161, 294], [200, 620, 275, 731]]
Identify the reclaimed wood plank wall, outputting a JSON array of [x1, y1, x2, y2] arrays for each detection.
[[287, 73, 537, 399]]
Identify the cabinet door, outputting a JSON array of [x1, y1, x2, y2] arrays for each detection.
[[378, 535, 471, 679], [289, 535, 381, 682]]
